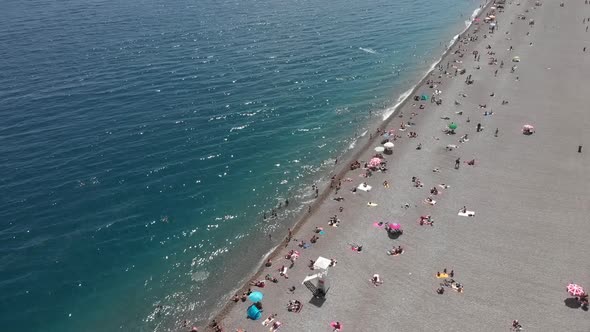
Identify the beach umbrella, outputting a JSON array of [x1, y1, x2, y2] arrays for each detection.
[[248, 291, 264, 302], [374, 146, 385, 153], [246, 305, 262, 320], [384, 142, 395, 149], [388, 223, 401, 230], [448, 122, 458, 130], [369, 157, 382, 167], [567, 284, 585, 297]]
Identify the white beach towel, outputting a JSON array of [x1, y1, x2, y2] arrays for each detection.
[[358, 184, 372, 191], [458, 211, 476, 217]]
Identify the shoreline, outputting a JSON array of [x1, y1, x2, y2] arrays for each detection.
[[206, 0, 494, 327]]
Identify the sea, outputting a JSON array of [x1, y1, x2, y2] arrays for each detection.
[[0, 0, 483, 331]]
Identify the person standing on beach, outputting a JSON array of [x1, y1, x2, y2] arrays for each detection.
[[495, 128, 499, 137], [476, 123, 482, 132], [455, 158, 461, 169]]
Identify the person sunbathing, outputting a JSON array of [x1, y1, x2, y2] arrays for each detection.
[[271, 321, 282, 332], [250, 280, 266, 288], [262, 314, 277, 326], [279, 266, 288, 278], [512, 320, 522, 330], [332, 321, 342, 332], [287, 300, 302, 312], [371, 274, 383, 286], [265, 274, 278, 283], [388, 246, 404, 255]]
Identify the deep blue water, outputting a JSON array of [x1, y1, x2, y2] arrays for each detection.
[[0, 0, 481, 330]]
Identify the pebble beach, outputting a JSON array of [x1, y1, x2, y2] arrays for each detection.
[[210, 1, 590, 331]]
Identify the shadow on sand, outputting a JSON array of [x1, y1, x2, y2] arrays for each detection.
[[563, 297, 588, 311]]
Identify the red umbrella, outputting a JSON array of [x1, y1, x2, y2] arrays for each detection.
[[567, 283, 585, 297]]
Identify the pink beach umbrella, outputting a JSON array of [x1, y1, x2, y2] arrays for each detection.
[[388, 223, 401, 230], [567, 283, 585, 297], [369, 157, 382, 167]]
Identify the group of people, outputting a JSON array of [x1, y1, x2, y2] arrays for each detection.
[[287, 300, 302, 313], [387, 245, 404, 256], [209, 4, 548, 331]]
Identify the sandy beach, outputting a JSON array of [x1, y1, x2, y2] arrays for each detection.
[[208, 1, 590, 331]]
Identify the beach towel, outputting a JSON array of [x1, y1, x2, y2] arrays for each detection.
[[367, 202, 378, 207], [458, 211, 475, 217], [358, 184, 372, 191], [372, 222, 385, 228], [262, 317, 275, 326], [330, 322, 343, 330], [436, 273, 449, 279]]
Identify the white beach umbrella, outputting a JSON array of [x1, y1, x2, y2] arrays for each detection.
[[384, 142, 395, 149]]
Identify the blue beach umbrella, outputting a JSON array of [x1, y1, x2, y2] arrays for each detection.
[[247, 304, 262, 320], [248, 291, 264, 302]]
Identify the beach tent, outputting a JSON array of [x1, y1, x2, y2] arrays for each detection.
[[247, 304, 262, 320], [248, 291, 264, 302], [313, 256, 332, 270]]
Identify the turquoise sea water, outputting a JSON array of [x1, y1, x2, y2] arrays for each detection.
[[0, 0, 481, 330]]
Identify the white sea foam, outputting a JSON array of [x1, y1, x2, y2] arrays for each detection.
[[382, 87, 413, 120], [383, 4, 484, 122], [229, 124, 248, 132], [359, 47, 378, 54]]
